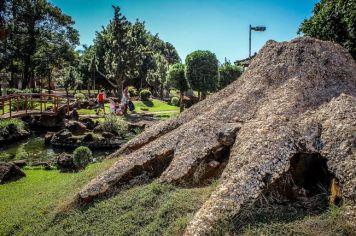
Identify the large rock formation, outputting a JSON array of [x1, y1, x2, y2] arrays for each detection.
[[75, 37, 356, 234]]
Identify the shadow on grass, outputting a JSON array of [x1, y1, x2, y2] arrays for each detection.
[[142, 100, 154, 107]]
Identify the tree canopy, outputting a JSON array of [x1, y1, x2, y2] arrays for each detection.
[[218, 60, 243, 89], [166, 63, 189, 112], [0, 0, 79, 89], [185, 50, 219, 99], [299, 0, 356, 59]]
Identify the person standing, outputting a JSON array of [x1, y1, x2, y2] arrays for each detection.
[[121, 81, 130, 115], [96, 89, 106, 115]]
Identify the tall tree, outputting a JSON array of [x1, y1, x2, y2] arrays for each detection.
[[146, 53, 169, 98], [185, 50, 219, 100], [299, 0, 356, 59], [166, 63, 189, 112], [3, 0, 79, 88]]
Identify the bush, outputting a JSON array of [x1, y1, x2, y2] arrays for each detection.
[[74, 93, 86, 102], [170, 97, 179, 106], [73, 146, 92, 169], [140, 89, 152, 101], [0, 118, 25, 130], [6, 88, 40, 95], [128, 86, 138, 97], [101, 114, 128, 136]]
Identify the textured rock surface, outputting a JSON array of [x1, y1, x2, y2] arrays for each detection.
[[76, 37, 356, 234], [0, 162, 26, 184], [0, 123, 30, 145]]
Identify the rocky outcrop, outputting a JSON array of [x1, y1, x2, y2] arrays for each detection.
[[0, 123, 30, 145], [65, 121, 87, 135], [0, 162, 26, 184], [49, 129, 125, 149], [75, 37, 356, 234], [56, 153, 77, 172]]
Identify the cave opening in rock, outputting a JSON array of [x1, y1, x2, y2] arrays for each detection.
[[290, 153, 335, 198]]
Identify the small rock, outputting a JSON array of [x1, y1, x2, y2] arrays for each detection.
[[56, 153, 77, 172], [83, 133, 95, 142], [65, 121, 87, 135], [0, 162, 26, 184], [102, 132, 115, 139], [44, 132, 55, 144]]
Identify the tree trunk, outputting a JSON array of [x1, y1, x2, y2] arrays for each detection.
[[179, 90, 184, 113]]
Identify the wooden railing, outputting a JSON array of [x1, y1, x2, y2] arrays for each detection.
[[0, 93, 72, 119]]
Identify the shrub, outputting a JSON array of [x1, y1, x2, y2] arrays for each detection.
[[128, 86, 138, 97], [74, 93, 86, 102], [0, 118, 25, 130], [101, 114, 128, 136], [11, 100, 39, 111], [170, 97, 179, 106], [73, 146, 92, 169], [140, 89, 152, 101], [6, 88, 32, 95]]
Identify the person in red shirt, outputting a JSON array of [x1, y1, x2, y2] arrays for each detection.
[[96, 89, 106, 115]]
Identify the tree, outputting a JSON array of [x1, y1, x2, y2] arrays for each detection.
[[218, 60, 243, 89], [299, 0, 356, 59], [185, 50, 219, 100], [146, 53, 169, 98], [1, 0, 79, 89], [166, 63, 189, 112], [58, 65, 81, 97]]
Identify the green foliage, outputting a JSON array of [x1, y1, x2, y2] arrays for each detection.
[[170, 97, 180, 106], [74, 93, 86, 102], [146, 53, 169, 97], [101, 114, 128, 136], [73, 146, 92, 169], [185, 51, 219, 97], [128, 86, 138, 97], [299, 0, 356, 59], [11, 100, 39, 111], [6, 88, 40, 94], [166, 63, 189, 93], [0, 118, 25, 130], [218, 61, 243, 89], [140, 89, 152, 101], [0, 0, 79, 88]]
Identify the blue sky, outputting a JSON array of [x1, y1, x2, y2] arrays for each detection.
[[49, 0, 319, 62]]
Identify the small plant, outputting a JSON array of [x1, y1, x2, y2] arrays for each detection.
[[128, 86, 138, 97], [170, 96, 179, 106], [140, 89, 152, 101], [73, 146, 92, 169], [101, 114, 128, 136], [74, 93, 86, 102]]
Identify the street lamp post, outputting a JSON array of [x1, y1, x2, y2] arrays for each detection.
[[249, 25, 266, 58]]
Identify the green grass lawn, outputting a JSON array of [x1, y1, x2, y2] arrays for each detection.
[[77, 99, 180, 118], [0, 160, 214, 235]]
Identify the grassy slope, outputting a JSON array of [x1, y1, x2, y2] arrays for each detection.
[[0, 164, 214, 235]]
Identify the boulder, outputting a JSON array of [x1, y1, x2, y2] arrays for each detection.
[[82, 133, 95, 142], [102, 132, 115, 139], [0, 162, 26, 184], [80, 118, 96, 130], [0, 123, 30, 145], [65, 121, 87, 135], [12, 160, 27, 169], [70, 108, 79, 121], [56, 153, 77, 172], [44, 132, 55, 144]]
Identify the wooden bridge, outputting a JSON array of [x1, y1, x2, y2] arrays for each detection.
[[0, 93, 72, 119]]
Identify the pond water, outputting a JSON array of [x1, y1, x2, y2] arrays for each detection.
[[0, 136, 113, 164]]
